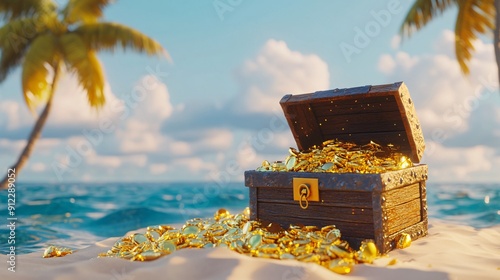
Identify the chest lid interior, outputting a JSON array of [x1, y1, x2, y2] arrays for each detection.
[[279, 82, 425, 163]]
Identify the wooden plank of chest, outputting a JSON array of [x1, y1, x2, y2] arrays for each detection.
[[256, 187, 373, 208], [256, 201, 374, 223], [381, 183, 423, 234]]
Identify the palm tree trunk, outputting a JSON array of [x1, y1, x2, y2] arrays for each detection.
[[495, 0, 500, 88], [0, 66, 60, 189]]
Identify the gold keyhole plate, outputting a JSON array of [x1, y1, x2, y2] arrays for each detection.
[[293, 178, 319, 202]]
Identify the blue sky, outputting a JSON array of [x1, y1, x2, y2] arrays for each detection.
[[1, 0, 499, 183]]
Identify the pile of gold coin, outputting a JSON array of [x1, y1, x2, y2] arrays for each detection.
[[42, 245, 73, 258], [97, 208, 380, 274], [256, 140, 412, 173]]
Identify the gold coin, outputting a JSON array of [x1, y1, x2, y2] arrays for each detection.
[[159, 225, 174, 232], [326, 229, 341, 242], [259, 243, 278, 254], [397, 233, 412, 249], [280, 253, 295, 260], [214, 208, 230, 220], [158, 241, 176, 254], [242, 207, 251, 219], [189, 239, 205, 248], [146, 230, 161, 242], [248, 234, 262, 249], [182, 226, 200, 238], [327, 244, 353, 259], [132, 233, 149, 244], [203, 243, 214, 248], [285, 156, 297, 171], [242, 221, 252, 234], [256, 252, 280, 259], [297, 253, 320, 263], [289, 147, 299, 156], [326, 259, 353, 274], [357, 240, 378, 263], [303, 225, 318, 232], [321, 162, 334, 171], [139, 250, 161, 261]]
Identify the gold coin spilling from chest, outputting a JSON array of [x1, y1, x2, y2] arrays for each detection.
[[91, 208, 410, 275]]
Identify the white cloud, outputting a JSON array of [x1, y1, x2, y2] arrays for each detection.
[[379, 29, 500, 182], [378, 30, 498, 136], [177, 157, 214, 173], [0, 139, 26, 154], [237, 39, 330, 113], [48, 74, 123, 127], [122, 154, 148, 167], [0, 101, 33, 130], [150, 163, 168, 175], [36, 138, 62, 150], [196, 129, 233, 151], [119, 126, 161, 153], [31, 162, 46, 172], [168, 141, 192, 156], [86, 153, 122, 168], [129, 75, 173, 125], [423, 141, 498, 182], [378, 54, 396, 74], [390, 35, 401, 50], [117, 75, 174, 154]]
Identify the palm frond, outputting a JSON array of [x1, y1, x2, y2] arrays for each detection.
[[0, 0, 56, 20], [21, 33, 59, 110], [0, 41, 30, 82], [60, 33, 106, 108], [455, 0, 495, 74], [63, 0, 113, 24], [74, 22, 169, 59], [0, 17, 47, 48], [0, 18, 48, 81], [401, 0, 458, 37]]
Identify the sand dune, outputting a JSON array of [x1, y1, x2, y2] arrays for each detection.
[[2, 219, 499, 280]]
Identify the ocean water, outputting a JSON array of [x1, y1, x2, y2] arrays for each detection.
[[1, 182, 499, 255]]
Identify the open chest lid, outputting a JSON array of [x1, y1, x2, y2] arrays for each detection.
[[279, 82, 425, 163]]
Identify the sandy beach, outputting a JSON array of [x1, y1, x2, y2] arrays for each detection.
[[2, 219, 499, 280]]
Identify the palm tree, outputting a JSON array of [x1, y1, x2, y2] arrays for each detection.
[[0, 0, 168, 189], [401, 0, 497, 81]]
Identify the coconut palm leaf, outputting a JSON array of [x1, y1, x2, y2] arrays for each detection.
[[0, 17, 47, 49], [74, 22, 169, 58], [21, 33, 59, 109], [455, 0, 495, 73], [63, 0, 113, 24], [0, 42, 30, 82], [401, 0, 458, 37], [0, 18, 49, 81], [0, 0, 56, 20], [60, 33, 105, 107]]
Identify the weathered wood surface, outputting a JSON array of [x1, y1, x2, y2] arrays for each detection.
[[318, 111, 405, 134], [280, 81, 425, 162], [256, 208, 375, 238], [385, 198, 422, 234], [256, 187, 373, 208], [383, 183, 420, 208], [245, 164, 427, 192], [257, 201, 373, 224]]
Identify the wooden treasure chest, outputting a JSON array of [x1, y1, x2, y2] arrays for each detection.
[[244, 82, 428, 254]]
